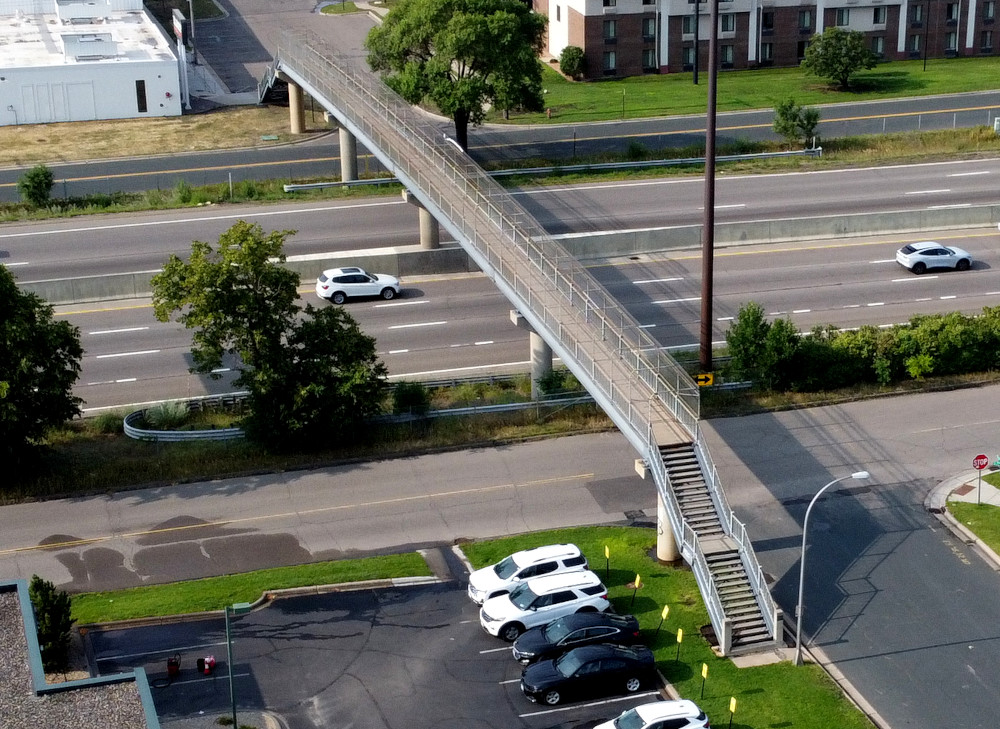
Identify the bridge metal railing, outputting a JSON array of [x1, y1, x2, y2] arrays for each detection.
[[270, 30, 777, 654]]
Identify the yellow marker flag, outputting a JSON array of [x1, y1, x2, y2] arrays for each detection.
[[605, 545, 610, 559], [729, 697, 737, 714], [634, 574, 642, 588], [661, 605, 669, 620], [702, 663, 708, 679], [676, 628, 684, 643]]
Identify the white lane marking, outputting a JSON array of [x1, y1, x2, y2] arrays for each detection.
[[914, 297, 933, 302], [653, 297, 699, 305], [638, 323, 656, 328], [717, 316, 734, 321], [95, 349, 160, 359], [387, 349, 409, 354], [948, 171, 991, 177], [99, 641, 229, 662], [211, 367, 231, 374], [793, 309, 811, 313], [475, 340, 494, 345], [88, 326, 150, 335], [375, 300, 428, 308], [518, 690, 660, 717], [842, 304, 861, 308], [867, 302, 885, 307], [904, 189, 951, 195], [713, 204, 746, 209], [872, 259, 896, 264], [479, 646, 511, 655], [116, 378, 137, 383], [940, 295, 957, 300], [0, 200, 407, 240], [928, 204, 972, 209], [986, 291, 1000, 296], [893, 276, 939, 281], [388, 321, 447, 330], [634, 277, 683, 284], [768, 311, 786, 316], [3, 261, 29, 266]]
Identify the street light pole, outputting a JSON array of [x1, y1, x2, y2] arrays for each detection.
[[225, 602, 252, 729], [793, 470, 870, 666]]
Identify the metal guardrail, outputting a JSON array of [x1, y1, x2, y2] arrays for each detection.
[[123, 410, 245, 442], [268, 32, 776, 654]]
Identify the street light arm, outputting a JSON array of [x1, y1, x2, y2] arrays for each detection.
[[793, 470, 869, 665]]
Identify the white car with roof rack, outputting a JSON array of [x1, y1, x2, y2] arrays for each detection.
[[467, 544, 588, 605]]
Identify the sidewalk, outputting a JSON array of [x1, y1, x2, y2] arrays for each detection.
[[926, 467, 1000, 568]]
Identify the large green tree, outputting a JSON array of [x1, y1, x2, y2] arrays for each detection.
[[0, 265, 83, 475], [151, 221, 387, 449], [802, 27, 878, 91], [365, 0, 547, 150]]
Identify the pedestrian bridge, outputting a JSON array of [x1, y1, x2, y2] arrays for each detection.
[[263, 30, 781, 655]]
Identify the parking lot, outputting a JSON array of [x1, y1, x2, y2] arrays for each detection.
[[90, 582, 664, 729]]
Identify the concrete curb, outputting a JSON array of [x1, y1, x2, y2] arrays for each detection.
[[925, 471, 1000, 572]]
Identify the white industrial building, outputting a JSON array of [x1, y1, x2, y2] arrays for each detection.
[[0, 0, 182, 127]]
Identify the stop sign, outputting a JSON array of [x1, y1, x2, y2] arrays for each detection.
[[973, 454, 990, 470]]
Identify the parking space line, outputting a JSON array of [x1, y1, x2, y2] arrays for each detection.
[[98, 640, 229, 662], [518, 690, 660, 717], [479, 646, 511, 655]]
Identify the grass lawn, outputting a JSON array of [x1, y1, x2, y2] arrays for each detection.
[[947, 472, 1000, 554], [507, 57, 1000, 123], [70, 552, 431, 624], [70, 526, 873, 728]]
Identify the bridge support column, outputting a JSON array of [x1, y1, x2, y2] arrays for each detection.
[[634, 459, 680, 562], [287, 81, 306, 134], [509, 311, 553, 400], [401, 191, 440, 250], [339, 127, 358, 182]]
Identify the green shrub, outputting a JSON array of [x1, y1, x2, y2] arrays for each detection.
[[392, 381, 431, 416], [144, 401, 189, 430], [92, 411, 125, 434], [17, 164, 55, 207], [559, 46, 586, 79], [29, 575, 75, 672], [174, 179, 193, 204]]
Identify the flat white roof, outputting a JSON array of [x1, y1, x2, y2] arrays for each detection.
[[0, 6, 176, 69]]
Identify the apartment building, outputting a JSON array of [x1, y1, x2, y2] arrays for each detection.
[[534, 0, 998, 79]]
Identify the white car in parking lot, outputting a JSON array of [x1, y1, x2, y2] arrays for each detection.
[[467, 544, 588, 605], [479, 569, 610, 641], [315, 266, 401, 304], [594, 700, 710, 729]]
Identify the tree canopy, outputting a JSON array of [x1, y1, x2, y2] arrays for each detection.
[[365, 0, 547, 149], [151, 221, 388, 449], [0, 265, 83, 475], [802, 27, 878, 91]]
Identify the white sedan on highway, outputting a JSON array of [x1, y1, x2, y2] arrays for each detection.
[[895, 242, 973, 274]]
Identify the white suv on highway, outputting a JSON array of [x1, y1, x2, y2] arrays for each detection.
[[315, 266, 401, 304], [479, 569, 610, 641], [467, 544, 588, 605]]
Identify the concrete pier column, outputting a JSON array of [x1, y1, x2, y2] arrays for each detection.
[[287, 81, 305, 134], [402, 190, 441, 250], [634, 459, 680, 562], [339, 127, 358, 182], [510, 311, 554, 400]]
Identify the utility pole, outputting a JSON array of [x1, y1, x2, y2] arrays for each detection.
[[693, 0, 700, 84], [188, 0, 197, 65], [699, 0, 718, 371]]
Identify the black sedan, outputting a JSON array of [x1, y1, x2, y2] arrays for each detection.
[[520, 644, 656, 706], [512, 612, 642, 664]]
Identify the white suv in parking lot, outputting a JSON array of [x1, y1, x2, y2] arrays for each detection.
[[315, 266, 401, 304], [479, 569, 610, 641], [467, 544, 588, 605]]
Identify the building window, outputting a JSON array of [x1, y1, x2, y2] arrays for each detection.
[[721, 44, 734, 65], [682, 46, 696, 66], [761, 42, 773, 60], [946, 30, 958, 49], [761, 11, 774, 32], [873, 6, 886, 24], [799, 9, 813, 30], [642, 17, 656, 40], [642, 48, 657, 68], [135, 80, 147, 113], [985, 1, 996, 20], [946, 2, 959, 21], [909, 33, 922, 51], [682, 15, 695, 34], [797, 39, 809, 57], [982, 30, 994, 49], [721, 13, 735, 31], [642, 0, 655, 5], [604, 19, 617, 41], [871, 35, 885, 55], [555, 4, 560, 21], [911, 4, 923, 24], [603, 0, 616, 6], [603, 50, 616, 71], [835, 8, 850, 26]]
